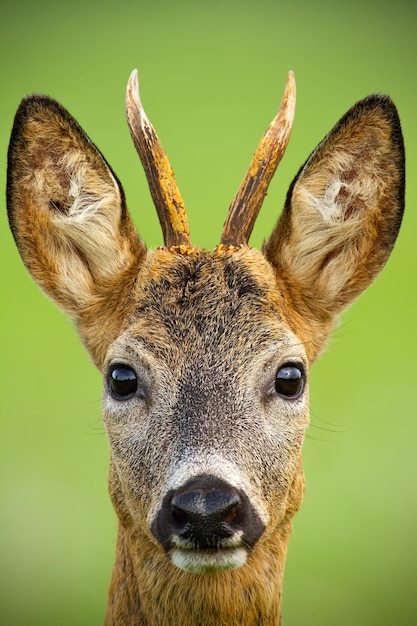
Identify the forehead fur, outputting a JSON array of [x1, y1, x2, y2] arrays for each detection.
[[123, 246, 291, 358], [82, 245, 320, 369]]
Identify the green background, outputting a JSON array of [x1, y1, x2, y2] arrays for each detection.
[[1, 0, 416, 624]]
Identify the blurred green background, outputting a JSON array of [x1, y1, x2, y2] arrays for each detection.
[[1, 0, 416, 624]]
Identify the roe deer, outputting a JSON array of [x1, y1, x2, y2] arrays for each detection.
[[7, 70, 405, 625]]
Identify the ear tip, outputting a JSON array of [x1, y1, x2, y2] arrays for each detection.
[[336, 94, 405, 175], [352, 93, 403, 132], [14, 93, 59, 118], [9, 95, 71, 153]]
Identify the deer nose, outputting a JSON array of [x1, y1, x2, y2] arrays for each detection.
[[152, 474, 265, 552], [170, 487, 241, 545]]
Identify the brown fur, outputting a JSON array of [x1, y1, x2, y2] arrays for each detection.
[[7, 86, 404, 625]]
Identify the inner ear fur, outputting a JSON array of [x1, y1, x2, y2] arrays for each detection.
[[7, 95, 145, 319], [263, 95, 405, 324]]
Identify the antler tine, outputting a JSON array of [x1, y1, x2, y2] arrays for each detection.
[[221, 71, 296, 246], [125, 70, 190, 248]]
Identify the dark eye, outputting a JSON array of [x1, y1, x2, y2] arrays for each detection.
[[275, 364, 305, 399], [108, 365, 138, 399]]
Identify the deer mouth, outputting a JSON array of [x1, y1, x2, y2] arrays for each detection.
[[170, 541, 249, 574]]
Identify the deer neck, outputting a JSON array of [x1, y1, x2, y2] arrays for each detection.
[[105, 521, 292, 626]]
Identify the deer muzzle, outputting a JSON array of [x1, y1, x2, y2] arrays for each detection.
[[151, 474, 265, 573]]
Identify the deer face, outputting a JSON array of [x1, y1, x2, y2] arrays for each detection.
[[7, 71, 404, 587], [102, 247, 308, 573]]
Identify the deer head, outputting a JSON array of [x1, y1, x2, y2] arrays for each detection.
[[7, 70, 404, 625]]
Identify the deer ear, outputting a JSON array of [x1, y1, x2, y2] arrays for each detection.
[[263, 95, 405, 324], [7, 95, 145, 319]]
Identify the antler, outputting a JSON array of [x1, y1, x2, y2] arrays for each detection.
[[126, 70, 190, 248], [221, 72, 296, 246]]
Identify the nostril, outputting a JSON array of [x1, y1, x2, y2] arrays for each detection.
[[171, 505, 189, 529], [223, 502, 241, 526]]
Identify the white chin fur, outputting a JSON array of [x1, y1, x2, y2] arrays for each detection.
[[171, 547, 248, 574]]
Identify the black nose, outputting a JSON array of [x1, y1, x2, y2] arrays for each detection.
[[170, 485, 241, 546], [152, 474, 265, 551]]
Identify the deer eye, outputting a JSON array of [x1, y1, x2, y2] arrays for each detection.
[[108, 365, 138, 399], [275, 364, 305, 399]]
